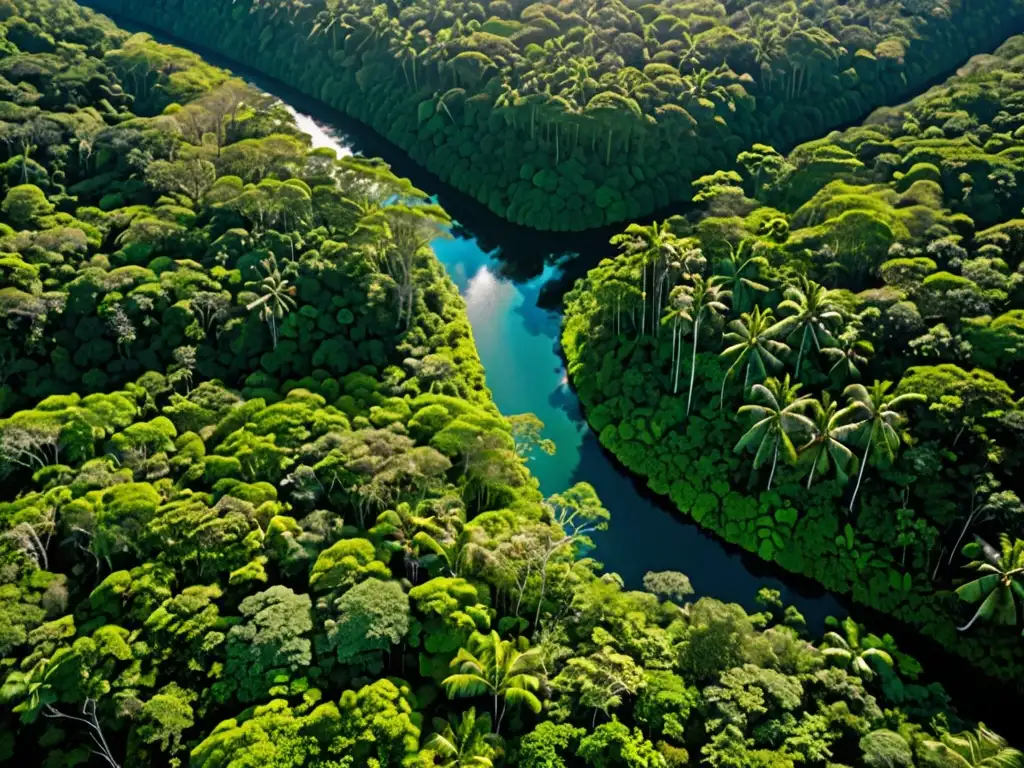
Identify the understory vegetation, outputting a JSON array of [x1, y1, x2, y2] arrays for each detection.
[[83, 0, 1024, 230], [563, 35, 1024, 694], [1, 1, 1023, 767]]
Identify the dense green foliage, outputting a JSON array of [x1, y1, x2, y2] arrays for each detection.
[[563, 36, 1024, 693], [2, 2, 1021, 766], [83, 0, 1024, 231], [0, 3, 491, 415]]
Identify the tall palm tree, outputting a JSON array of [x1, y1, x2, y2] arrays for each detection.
[[245, 256, 296, 350], [424, 708, 503, 767], [819, 617, 894, 681], [841, 381, 925, 513], [443, 631, 542, 735], [353, 5, 398, 54], [611, 220, 678, 338], [389, 29, 421, 90], [955, 534, 1024, 632], [719, 306, 790, 409], [734, 375, 813, 489], [662, 292, 688, 395], [777, 275, 842, 378], [308, 0, 352, 50], [919, 725, 1024, 768], [494, 79, 522, 129], [663, 277, 730, 411], [798, 392, 857, 488], [715, 240, 770, 313]]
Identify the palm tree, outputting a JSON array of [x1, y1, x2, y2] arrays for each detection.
[[919, 725, 1024, 768], [777, 275, 842, 378], [353, 5, 398, 54], [748, 17, 785, 91], [955, 534, 1024, 632], [841, 381, 925, 513], [675, 30, 704, 73], [715, 240, 770, 313], [611, 220, 678, 338], [494, 79, 522, 129], [443, 630, 542, 735], [389, 29, 422, 90], [245, 256, 296, 350], [682, 66, 731, 107], [413, 524, 491, 578], [822, 332, 873, 381], [662, 289, 689, 395], [734, 375, 813, 489], [308, 0, 352, 50], [719, 306, 790, 409], [798, 393, 857, 489], [819, 617, 894, 681], [424, 708, 503, 767], [663, 277, 730, 410]]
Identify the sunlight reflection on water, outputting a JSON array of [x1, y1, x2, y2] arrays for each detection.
[[286, 106, 353, 157], [286, 101, 844, 627]]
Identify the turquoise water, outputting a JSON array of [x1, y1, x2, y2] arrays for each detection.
[[287, 102, 843, 629], [431, 236, 841, 627]]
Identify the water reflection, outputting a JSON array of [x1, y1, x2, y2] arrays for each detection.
[[291, 94, 844, 630], [434, 233, 843, 630], [286, 106, 353, 158]]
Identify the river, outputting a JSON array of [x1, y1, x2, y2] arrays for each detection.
[[284, 102, 846, 631], [66, 4, 1021, 720]]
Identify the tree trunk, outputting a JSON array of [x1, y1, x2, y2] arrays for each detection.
[[686, 319, 700, 414], [673, 321, 684, 394], [533, 562, 548, 631], [795, 325, 809, 378], [640, 260, 646, 337], [849, 440, 872, 513], [767, 436, 780, 489], [403, 280, 411, 331], [26, 524, 48, 570], [949, 509, 978, 565]]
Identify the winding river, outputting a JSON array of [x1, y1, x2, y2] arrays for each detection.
[[287, 103, 846, 631], [67, 5, 1020, 719]]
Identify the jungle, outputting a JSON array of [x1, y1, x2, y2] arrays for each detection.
[[1, 0, 1024, 767], [563, 33, 1024, 693], [84, 0, 1024, 230]]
